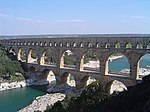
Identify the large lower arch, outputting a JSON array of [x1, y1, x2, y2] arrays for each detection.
[[138, 53, 150, 79], [38, 69, 56, 85], [28, 48, 38, 63], [105, 80, 127, 94], [60, 72, 76, 87], [40, 49, 56, 66], [106, 53, 130, 77], [80, 50, 99, 72], [60, 50, 77, 69]]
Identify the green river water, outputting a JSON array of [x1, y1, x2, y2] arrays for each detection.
[[0, 87, 46, 112]]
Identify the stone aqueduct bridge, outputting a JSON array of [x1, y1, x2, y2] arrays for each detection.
[[1, 35, 150, 89]]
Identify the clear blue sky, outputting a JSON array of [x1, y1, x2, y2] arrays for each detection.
[[0, 0, 150, 35]]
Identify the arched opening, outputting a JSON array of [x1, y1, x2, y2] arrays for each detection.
[[60, 50, 76, 69], [37, 69, 56, 85], [80, 42, 84, 47], [9, 47, 16, 55], [86, 76, 96, 86], [40, 49, 56, 66], [147, 43, 150, 49], [115, 43, 121, 48], [61, 72, 75, 87], [88, 42, 92, 47], [138, 54, 150, 79], [28, 49, 38, 63], [18, 48, 26, 62], [136, 43, 143, 49], [81, 50, 99, 72], [80, 76, 96, 88], [8, 47, 18, 60], [106, 53, 130, 77], [105, 43, 111, 48], [126, 43, 132, 48], [105, 80, 127, 94]]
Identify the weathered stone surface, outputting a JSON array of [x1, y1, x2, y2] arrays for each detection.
[[18, 93, 66, 112], [0, 81, 26, 91]]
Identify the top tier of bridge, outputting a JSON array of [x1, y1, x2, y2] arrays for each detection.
[[1, 34, 150, 48]]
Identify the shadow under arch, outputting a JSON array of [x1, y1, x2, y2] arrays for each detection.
[[36, 69, 57, 86], [60, 72, 76, 87], [105, 80, 127, 95]]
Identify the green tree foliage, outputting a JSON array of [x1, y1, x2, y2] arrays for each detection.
[[46, 81, 109, 112], [31, 49, 37, 59], [84, 51, 98, 64], [0, 47, 25, 81], [45, 49, 56, 64], [64, 52, 76, 65], [67, 81, 108, 112]]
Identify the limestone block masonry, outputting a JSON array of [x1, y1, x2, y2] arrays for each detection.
[[1, 34, 150, 89]]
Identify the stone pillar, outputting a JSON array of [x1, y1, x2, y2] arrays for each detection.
[[27, 49, 32, 63], [17, 49, 21, 60], [100, 60, 108, 75], [129, 52, 142, 80]]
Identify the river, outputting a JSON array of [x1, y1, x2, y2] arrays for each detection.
[[0, 86, 46, 112], [0, 54, 149, 112]]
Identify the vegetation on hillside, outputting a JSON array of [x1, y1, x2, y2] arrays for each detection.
[[0, 47, 25, 82], [45, 75, 150, 112]]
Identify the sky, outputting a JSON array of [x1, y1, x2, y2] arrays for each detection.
[[0, 0, 150, 35]]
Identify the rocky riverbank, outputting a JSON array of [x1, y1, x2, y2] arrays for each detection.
[[18, 93, 66, 112], [0, 80, 26, 91], [0, 78, 48, 92]]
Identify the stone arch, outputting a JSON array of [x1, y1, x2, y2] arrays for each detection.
[[96, 42, 100, 48], [28, 48, 38, 63], [18, 48, 26, 62], [44, 42, 48, 46], [105, 43, 111, 48], [147, 43, 150, 49], [80, 42, 84, 47], [60, 72, 76, 87], [79, 76, 96, 88], [9, 47, 16, 55], [136, 43, 143, 49], [115, 43, 121, 48], [66, 42, 69, 47], [59, 42, 63, 47], [49, 42, 52, 46], [80, 50, 99, 72], [138, 53, 150, 79], [126, 43, 132, 48], [73, 42, 77, 47], [105, 52, 130, 76], [54, 42, 57, 46], [88, 42, 92, 47], [105, 80, 127, 95], [60, 50, 77, 69], [38, 69, 56, 85], [40, 49, 56, 65]]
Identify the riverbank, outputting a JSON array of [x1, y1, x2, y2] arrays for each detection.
[[18, 93, 66, 112], [0, 80, 26, 91]]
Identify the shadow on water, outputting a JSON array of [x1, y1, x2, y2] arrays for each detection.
[[28, 84, 49, 93]]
